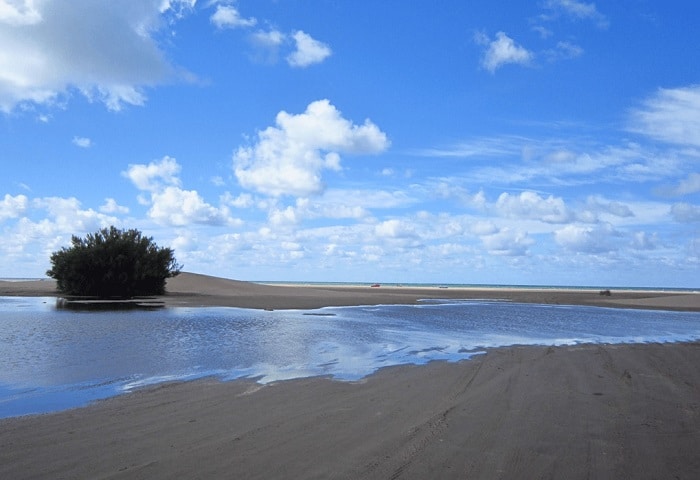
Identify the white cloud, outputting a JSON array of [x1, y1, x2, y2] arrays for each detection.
[[495, 191, 572, 223], [72, 136, 92, 148], [579, 196, 633, 223], [628, 85, 700, 148], [475, 31, 533, 73], [210, 4, 256, 29], [246, 28, 286, 64], [124, 156, 181, 192], [0, 193, 28, 221], [532, 25, 553, 39], [543, 0, 609, 28], [287, 30, 332, 67], [251, 29, 285, 47], [247, 28, 331, 68], [32, 196, 118, 233], [149, 186, 233, 226], [99, 198, 129, 214], [671, 203, 700, 223], [546, 41, 584, 61], [374, 219, 416, 239], [414, 135, 525, 158], [125, 156, 236, 226], [159, 0, 196, 17], [423, 136, 687, 190], [554, 223, 620, 253], [0, 0, 42, 26], [0, 0, 192, 113], [630, 231, 659, 251], [269, 205, 300, 226], [221, 192, 254, 209], [234, 99, 390, 197], [481, 228, 534, 256], [471, 220, 498, 236], [657, 173, 700, 197]]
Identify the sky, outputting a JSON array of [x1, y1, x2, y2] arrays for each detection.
[[1, 0, 699, 287]]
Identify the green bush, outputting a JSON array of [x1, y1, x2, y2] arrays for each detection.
[[47, 226, 182, 298]]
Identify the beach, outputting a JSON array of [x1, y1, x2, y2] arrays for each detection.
[[3, 271, 697, 311], [1, 273, 699, 478]]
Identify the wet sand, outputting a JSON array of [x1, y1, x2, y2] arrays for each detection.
[[1, 343, 699, 479], [1, 273, 699, 478]]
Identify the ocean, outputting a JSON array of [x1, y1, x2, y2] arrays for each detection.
[[1, 296, 699, 418]]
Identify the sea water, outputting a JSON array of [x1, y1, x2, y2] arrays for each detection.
[[1, 296, 699, 418]]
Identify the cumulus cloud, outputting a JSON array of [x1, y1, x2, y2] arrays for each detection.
[[32, 196, 118, 233], [287, 30, 332, 67], [481, 228, 534, 256], [554, 223, 620, 253], [671, 203, 700, 223], [125, 156, 234, 226], [475, 31, 533, 73], [124, 156, 181, 192], [233, 99, 390, 197], [0, 0, 193, 113], [269, 205, 300, 226], [149, 186, 232, 226], [210, 4, 256, 29], [628, 85, 700, 148], [374, 219, 417, 239], [99, 198, 129, 214], [494, 191, 572, 223], [630, 231, 659, 251], [0, 193, 28, 221], [582, 196, 634, 221], [247, 28, 331, 68]]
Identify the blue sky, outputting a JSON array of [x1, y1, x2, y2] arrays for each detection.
[[1, 1, 699, 287]]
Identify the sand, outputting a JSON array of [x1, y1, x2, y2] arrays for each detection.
[[4, 271, 697, 311], [1, 273, 700, 478]]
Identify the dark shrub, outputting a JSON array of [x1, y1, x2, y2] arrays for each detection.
[[47, 226, 182, 298]]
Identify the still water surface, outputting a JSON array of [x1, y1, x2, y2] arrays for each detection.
[[2, 296, 700, 418]]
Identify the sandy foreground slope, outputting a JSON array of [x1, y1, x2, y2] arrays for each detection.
[[0, 343, 699, 479]]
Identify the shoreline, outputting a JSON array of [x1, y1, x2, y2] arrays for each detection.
[[2, 342, 699, 479], [1, 271, 698, 311]]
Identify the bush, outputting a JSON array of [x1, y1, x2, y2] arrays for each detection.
[[47, 226, 182, 298]]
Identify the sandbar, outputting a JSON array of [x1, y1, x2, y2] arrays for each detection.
[[1, 271, 698, 311]]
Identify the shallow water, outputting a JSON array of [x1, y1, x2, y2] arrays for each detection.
[[1, 296, 699, 418]]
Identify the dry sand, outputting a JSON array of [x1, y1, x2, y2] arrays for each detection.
[[4, 271, 697, 311], [1, 273, 699, 478]]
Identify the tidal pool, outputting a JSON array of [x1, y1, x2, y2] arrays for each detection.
[[1, 296, 699, 418]]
